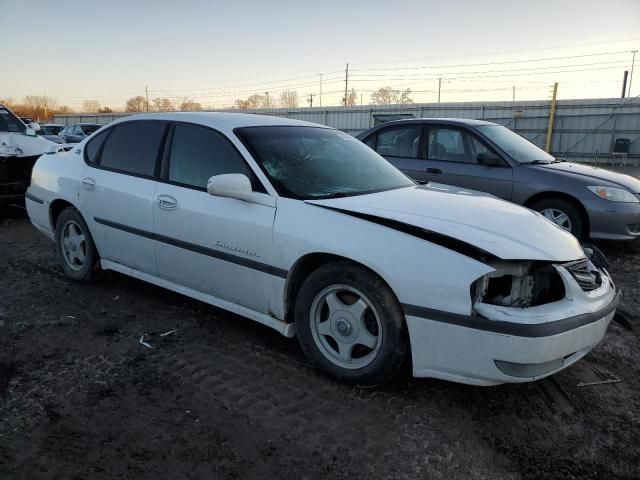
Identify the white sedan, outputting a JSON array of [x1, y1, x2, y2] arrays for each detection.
[[25, 113, 619, 386]]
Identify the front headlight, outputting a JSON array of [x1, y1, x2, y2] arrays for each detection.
[[587, 186, 639, 203]]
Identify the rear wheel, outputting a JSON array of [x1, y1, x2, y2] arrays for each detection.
[[54, 207, 99, 281], [295, 261, 408, 385], [532, 197, 585, 238]]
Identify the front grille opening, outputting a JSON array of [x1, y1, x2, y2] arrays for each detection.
[[476, 261, 565, 308], [563, 259, 602, 292]]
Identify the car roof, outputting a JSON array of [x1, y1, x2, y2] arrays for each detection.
[[380, 118, 499, 127], [107, 112, 329, 130]]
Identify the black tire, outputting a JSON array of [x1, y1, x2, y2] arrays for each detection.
[[295, 261, 408, 386], [531, 197, 585, 238], [54, 207, 99, 281]]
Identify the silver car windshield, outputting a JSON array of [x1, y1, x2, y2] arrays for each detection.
[[236, 126, 415, 200], [475, 125, 556, 164]]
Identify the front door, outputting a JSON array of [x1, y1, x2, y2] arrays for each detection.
[[423, 126, 513, 200], [153, 122, 276, 314]]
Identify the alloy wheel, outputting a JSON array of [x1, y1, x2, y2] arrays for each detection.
[[309, 284, 383, 369]]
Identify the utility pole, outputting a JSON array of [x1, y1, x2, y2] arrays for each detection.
[[344, 63, 349, 107], [621, 71, 629, 98], [145, 86, 149, 112], [319, 74, 323, 107], [512, 86, 515, 102], [265, 91, 270, 108], [360, 93, 363, 106], [545, 82, 559, 153], [307, 93, 314, 107], [629, 50, 637, 97], [438, 78, 442, 103]]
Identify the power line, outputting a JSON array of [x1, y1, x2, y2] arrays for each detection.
[[349, 60, 630, 79], [347, 64, 630, 83], [350, 38, 640, 68], [350, 50, 632, 72]]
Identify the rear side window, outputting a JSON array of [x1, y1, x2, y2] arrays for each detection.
[[168, 123, 252, 189], [99, 122, 166, 177], [84, 129, 110, 165], [375, 126, 421, 158]]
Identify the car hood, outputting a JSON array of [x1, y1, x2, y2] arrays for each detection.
[[531, 162, 640, 193], [306, 184, 584, 262]]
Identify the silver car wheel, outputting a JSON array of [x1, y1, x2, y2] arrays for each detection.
[[309, 284, 383, 370], [540, 208, 573, 232], [61, 220, 87, 271]]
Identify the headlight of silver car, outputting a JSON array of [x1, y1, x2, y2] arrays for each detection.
[[587, 186, 639, 203]]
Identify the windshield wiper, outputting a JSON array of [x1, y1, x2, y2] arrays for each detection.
[[522, 160, 553, 165], [315, 191, 356, 199]]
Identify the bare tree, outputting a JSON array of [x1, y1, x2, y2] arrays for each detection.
[[0, 97, 15, 108], [82, 100, 101, 113], [342, 88, 358, 106], [55, 105, 74, 114], [398, 88, 413, 104], [280, 90, 298, 108], [173, 96, 202, 111], [23, 95, 59, 120], [235, 94, 273, 110], [370, 87, 413, 105], [100, 107, 113, 113], [152, 97, 174, 112], [125, 96, 147, 112]]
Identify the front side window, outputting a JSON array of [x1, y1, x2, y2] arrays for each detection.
[[375, 126, 421, 158], [236, 126, 414, 200], [475, 125, 555, 164], [99, 121, 166, 176], [168, 123, 252, 189], [46, 125, 63, 135], [428, 127, 475, 163], [81, 125, 100, 136]]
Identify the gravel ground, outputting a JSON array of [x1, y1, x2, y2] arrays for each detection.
[[1, 207, 639, 480]]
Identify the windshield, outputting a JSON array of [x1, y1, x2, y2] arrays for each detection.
[[475, 125, 556, 164], [81, 125, 101, 135], [236, 126, 414, 199], [0, 108, 26, 133]]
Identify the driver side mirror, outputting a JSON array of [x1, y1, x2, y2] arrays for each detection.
[[207, 174, 253, 201], [477, 151, 504, 167], [25, 127, 37, 137]]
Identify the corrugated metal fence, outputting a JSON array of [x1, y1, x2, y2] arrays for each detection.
[[55, 97, 640, 164]]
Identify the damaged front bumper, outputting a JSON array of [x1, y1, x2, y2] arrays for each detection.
[[405, 260, 619, 385], [0, 155, 40, 204]]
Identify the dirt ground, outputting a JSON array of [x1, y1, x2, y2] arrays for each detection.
[[1, 206, 639, 480]]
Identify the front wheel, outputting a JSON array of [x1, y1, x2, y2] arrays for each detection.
[[295, 261, 408, 385], [532, 197, 585, 238], [54, 207, 99, 281]]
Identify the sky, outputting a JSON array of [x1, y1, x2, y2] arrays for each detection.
[[1, 0, 640, 110]]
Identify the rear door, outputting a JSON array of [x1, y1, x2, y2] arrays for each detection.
[[79, 120, 168, 274], [423, 125, 513, 199]]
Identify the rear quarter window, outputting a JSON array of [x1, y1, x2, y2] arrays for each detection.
[[84, 129, 110, 165]]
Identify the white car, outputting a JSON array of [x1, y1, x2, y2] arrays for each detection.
[[25, 112, 620, 386]]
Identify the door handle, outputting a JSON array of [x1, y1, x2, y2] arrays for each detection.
[[157, 194, 177, 210], [426, 168, 442, 174], [81, 177, 96, 190]]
